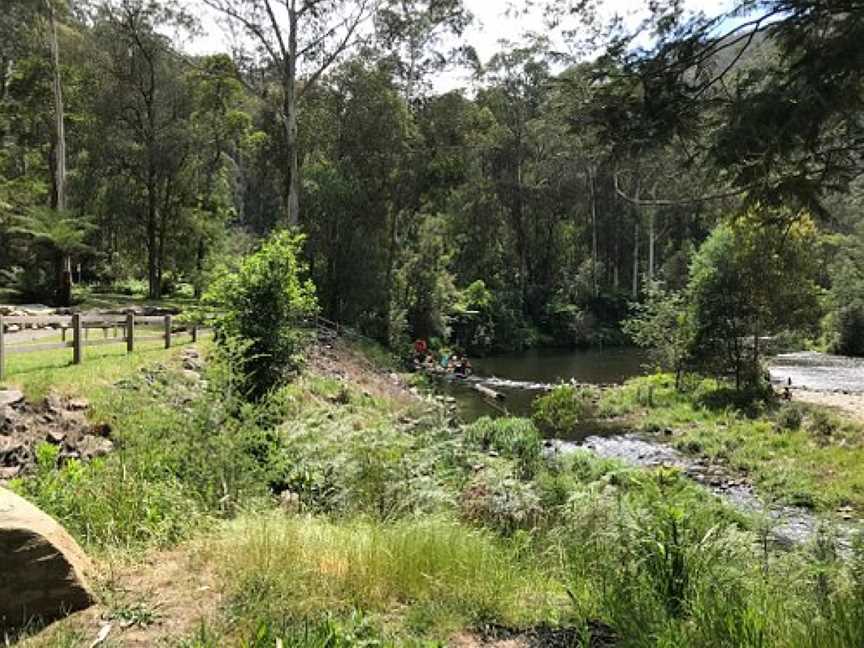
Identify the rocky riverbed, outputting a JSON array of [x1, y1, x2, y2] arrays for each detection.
[[548, 433, 860, 551]]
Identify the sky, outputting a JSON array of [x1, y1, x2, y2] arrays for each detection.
[[186, 0, 736, 92]]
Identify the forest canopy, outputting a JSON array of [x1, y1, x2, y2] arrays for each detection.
[[1, 0, 862, 380]]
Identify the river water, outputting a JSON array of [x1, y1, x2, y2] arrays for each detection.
[[442, 347, 649, 423], [770, 351, 864, 392]]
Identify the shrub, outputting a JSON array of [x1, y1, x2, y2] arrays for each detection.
[[206, 230, 317, 400], [833, 304, 864, 357], [776, 403, 805, 431], [807, 410, 839, 442], [463, 417, 543, 479], [461, 476, 543, 535], [532, 385, 597, 437]]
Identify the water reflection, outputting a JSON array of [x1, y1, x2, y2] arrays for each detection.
[[439, 347, 649, 425]]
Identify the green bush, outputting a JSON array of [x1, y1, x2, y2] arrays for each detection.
[[463, 417, 542, 479], [532, 385, 597, 437], [206, 230, 317, 400], [807, 410, 839, 442], [776, 403, 805, 431]]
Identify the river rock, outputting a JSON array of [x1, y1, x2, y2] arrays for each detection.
[[77, 435, 114, 459], [279, 490, 301, 514], [0, 436, 25, 461], [0, 390, 24, 409], [67, 398, 89, 411], [0, 487, 94, 630], [0, 466, 20, 480]]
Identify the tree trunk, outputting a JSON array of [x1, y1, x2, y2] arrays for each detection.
[[147, 175, 160, 299], [587, 166, 598, 298], [648, 208, 655, 282], [383, 208, 399, 345], [46, 0, 72, 307], [630, 178, 642, 300], [632, 220, 640, 299], [0, 58, 13, 141], [194, 237, 205, 299], [157, 180, 171, 297], [283, 3, 300, 226]]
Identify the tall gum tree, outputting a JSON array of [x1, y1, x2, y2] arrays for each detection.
[[45, 0, 73, 305], [201, 0, 382, 226], [202, 0, 470, 227]]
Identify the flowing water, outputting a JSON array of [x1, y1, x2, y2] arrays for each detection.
[[441, 347, 649, 425], [435, 347, 863, 549], [770, 351, 864, 392]]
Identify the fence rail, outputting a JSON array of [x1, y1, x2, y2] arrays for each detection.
[[0, 313, 212, 380]]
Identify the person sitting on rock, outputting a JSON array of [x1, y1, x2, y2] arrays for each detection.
[[453, 355, 472, 378]]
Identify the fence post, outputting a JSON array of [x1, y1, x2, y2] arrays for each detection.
[[126, 313, 135, 353], [72, 313, 82, 365], [0, 315, 5, 382], [164, 315, 172, 349], [191, 323, 198, 343]]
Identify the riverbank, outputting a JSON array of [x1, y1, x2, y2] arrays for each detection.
[[11, 340, 864, 647], [598, 374, 864, 515]]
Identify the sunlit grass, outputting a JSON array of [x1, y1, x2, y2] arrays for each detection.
[[600, 374, 864, 512], [2, 331, 210, 400], [203, 513, 564, 640]]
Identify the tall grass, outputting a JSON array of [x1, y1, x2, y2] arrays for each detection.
[[205, 514, 561, 640], [463, 417, 543, 478]]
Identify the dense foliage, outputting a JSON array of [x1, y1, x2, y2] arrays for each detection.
[[206, 231, 317, 399], [0, 0, 861, 365]]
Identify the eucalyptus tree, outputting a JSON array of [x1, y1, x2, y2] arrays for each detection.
[[44, 0, 74, 303], [561, 0, 864, 211], [185, 54, 259, 296], [301, 58, 417, 340], [201, 0, 383, 226], [374, 0, 474, 99], [200, 0, 470, 227], [477, 46, 551, 310], [88, 0, 197, 298]]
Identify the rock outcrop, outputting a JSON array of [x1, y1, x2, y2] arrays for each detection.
[[0, 487, 94, 630], [0, 391, 114, 483]]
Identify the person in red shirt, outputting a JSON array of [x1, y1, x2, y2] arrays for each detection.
[[413, 338, 428, 362]]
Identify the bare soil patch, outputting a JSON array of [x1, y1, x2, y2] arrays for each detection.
[[307, 336, 418, 407], [18, 544, 222, 647]]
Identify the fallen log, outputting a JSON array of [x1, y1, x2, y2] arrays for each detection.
[[473, 383, 505, 401]]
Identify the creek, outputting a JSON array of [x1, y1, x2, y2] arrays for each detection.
[[441, 347, 648, 430], [437, 347, 861, 550]]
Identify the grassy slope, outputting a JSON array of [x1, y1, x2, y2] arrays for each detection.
[[601, 374, 864, 512], [2, 335, 192, 400], [12, 343, 864, 647]]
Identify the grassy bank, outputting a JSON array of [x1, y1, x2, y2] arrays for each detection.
[[601, 374, 864, 513], [12, 342, 864, 647]]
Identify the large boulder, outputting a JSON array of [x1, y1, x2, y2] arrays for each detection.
[[0, 487, 94, 630]]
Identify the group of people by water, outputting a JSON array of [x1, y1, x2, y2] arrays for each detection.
[[413, 339, 473, 378]]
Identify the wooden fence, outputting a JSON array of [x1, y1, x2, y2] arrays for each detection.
[[0, 313, 209, 380]]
